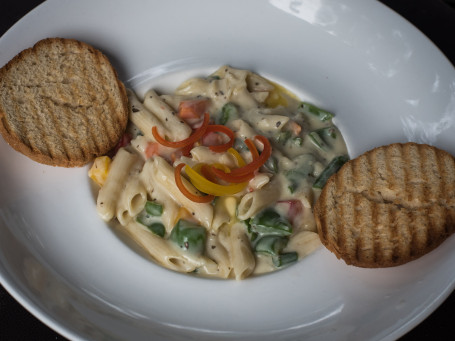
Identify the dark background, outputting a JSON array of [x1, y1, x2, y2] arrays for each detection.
[[1, 0, 454, 340]]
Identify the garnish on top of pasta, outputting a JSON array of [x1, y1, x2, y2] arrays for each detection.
[[89, 66, 348, 279]]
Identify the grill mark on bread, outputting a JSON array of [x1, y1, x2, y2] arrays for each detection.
[[85, 45, 118, 154], [429, 205, 443, 246], [344, 190, 357, 260], [10, 91, 33, 150], [369, 149, 385, 263], [379, 203, 393, 263], [418, 145, 432, 250], [352, 193, 360, 262], [79, 48, 104, 156], [60, 40, 88, 160], [424, 146, 440, 202], [335, 166, 346, 256], [42, 42, 72, 162], [326, 179, 338, 249], [440, 150, 455, 205], [93, 48, 121, 130], [405, 143, 424, 206], [29, 98, 59, 159], [93, 49, 119, 150], [371, 197, 381, 263], [22, 47, 56, 159], [403, 144, 418, 255], [360, 195, 374, 264]]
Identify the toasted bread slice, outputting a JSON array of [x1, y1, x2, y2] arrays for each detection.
[[0, 38, 128, 167], [314, 143, 455, 267]]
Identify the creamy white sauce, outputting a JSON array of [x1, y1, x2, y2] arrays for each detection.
[[93, 66, 348, 279]]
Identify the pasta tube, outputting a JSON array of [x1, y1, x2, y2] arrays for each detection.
[[97, 148, 139, 221]]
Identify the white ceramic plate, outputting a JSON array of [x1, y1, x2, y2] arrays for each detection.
[[1, 0, 454, 340]]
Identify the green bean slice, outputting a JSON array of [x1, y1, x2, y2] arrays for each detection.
[[316, 126, 337, 139], [218, 102, 238, 125], [147, 222, 165, 237], [170, 219, 206, 256], [250, 208, 292, 236], [136, 213, 165, 237], [309, 131, 328, 151], [255, 236, 288, 256], [145, 201, 163, 216], [272, 252, 298, 267], [299, 102, 334, 121], [313, 155, 349, 189]]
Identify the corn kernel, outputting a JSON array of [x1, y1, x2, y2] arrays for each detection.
[[88, 156, 111, 187]]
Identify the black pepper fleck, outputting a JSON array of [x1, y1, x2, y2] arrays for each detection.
[[132, 107, 140, 113], [276, 121, 281, 127]]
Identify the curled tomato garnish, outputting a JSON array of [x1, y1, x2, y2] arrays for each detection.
[[152, 113, 210, 149], [212, 135, 271, 182], [203, 125, 235, 153], [244, 138, 259, 160]]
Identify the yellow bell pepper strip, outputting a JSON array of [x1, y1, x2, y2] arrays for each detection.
[[212, 136, 271, 182], [174, 163, 215, 203], [226, 147, 246, 167], [185, 163, 247, 196], [230, 136, 271, 175]]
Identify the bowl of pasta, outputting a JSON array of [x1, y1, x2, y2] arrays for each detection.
[[0, 0, 454, 340]]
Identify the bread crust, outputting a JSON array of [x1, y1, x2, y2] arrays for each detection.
[[314, 143, 455, 268], [0, 38, 128, 167]]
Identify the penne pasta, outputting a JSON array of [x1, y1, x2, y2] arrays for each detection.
[[237, 178, 282, 221], [124, 221, 201, 273], [89, 66, 348, 279], [97, 148, 139, 221], [206, 233, 232, 279], [143, 89, 192, 140], [116, 177, 147, 226], [229, 222, 256, 280], [127, 89, 167, 141], [190, 146, 238, 169]]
